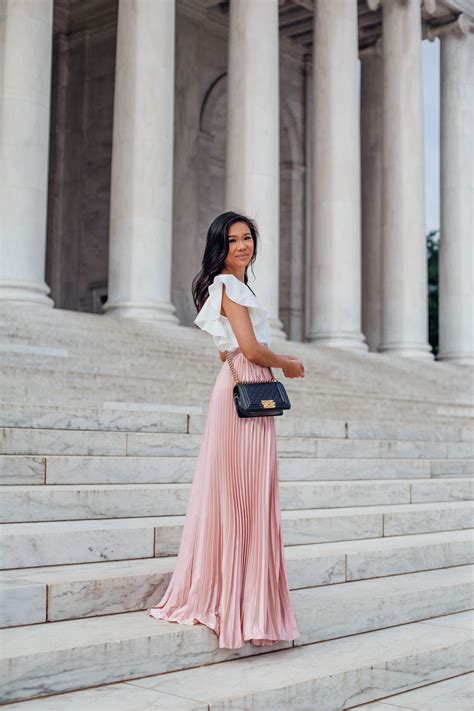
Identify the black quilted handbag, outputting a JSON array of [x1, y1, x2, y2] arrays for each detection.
[[225, 350, 291, 418]]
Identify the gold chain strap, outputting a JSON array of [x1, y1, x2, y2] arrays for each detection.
[[225, 349, 277, 386]]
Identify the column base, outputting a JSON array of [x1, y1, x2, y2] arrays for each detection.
[[0, 281, 54, 307], [436, 350, 474, 366], [268, 317, 289, 342], [378, 341, 434, 360], [102, 299, 180, 324], [307, 331, 369, 351]]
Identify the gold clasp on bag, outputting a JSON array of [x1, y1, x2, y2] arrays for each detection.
[[261, 399, 276, 408]]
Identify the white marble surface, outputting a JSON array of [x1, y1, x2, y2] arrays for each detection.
[[292, 564, 473, 645], [344, 529, 474, 580], [446, 441, 474, 459], [287, 530, 474, 587], [90, 507, 474, 559], [347, 421, 463, 442], [2, 614, 473, 709], [104, 0, 178, 324], [0, 406, 187, 433], [128, 431, 314, 458], [382, 500, 474, 535], [0, 577, 45, 626], [309, 0, 366, 351], [103, 400, 203, 414], [0, 428, 127, 456], [0, 344, 67, 357], [2, 426, 471, 461], [0, 483, 191, 523], [13, 404, 464, 443], [1, 683, 206, 709], [318, 437, 453, 459], [411, 478, 473, 502], [13, 558, 172, 622], [189, 412, 347, 438], [438, 29, 474, 365], [1, 580, 472, 706], [431, 459, 474, 477], [282, 506, 383, 546], [1, 502, 470, 570], [125, 432, 204, 457], [2, 530, 471, 624], [0, 609, 282, 704], [0, 0, 54, 307], [380, 0, 432, 360], [279, 456, 433, 481], [0, 518, 155, 568], [225, 0, 284, 339], [353, 670, 474, 709], [0, 456, 45, 485], [2, 477, 472, 524], [114, 610, 474, 711], [1, 299, 472, 413], [45, 455, 196, 485], [279, 479, 411, 509]]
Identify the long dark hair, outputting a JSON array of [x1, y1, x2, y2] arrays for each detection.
[[192, 211, 259, 313]]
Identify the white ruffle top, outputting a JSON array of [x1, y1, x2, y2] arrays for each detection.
[[194, 273, 272, 351]]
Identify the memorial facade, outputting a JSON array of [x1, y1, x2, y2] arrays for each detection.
[[1, 0, 473, 363]]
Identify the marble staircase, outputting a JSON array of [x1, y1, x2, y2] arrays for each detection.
[[1, 304, 473, 420], [0, 306, 473, 708]]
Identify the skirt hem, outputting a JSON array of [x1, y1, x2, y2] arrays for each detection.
[[147, 606, 300, 650]]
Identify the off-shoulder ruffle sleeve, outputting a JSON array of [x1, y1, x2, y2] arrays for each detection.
[[193, 274, 268, 348]]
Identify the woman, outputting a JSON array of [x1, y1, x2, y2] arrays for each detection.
[[148, 211, 305, 649]]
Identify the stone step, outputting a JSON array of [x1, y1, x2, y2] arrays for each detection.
[[351, 671, 474, 710], [0, 384, 474, 427], [0, 358, 383, 399], [2, 402, 473, 441], [0, 355, 417, 396], [1, 303, 470, 390], [4, 612, 472, 710], [0, 316, 470, 392], [1, 453, 472, 486], [1, 530, 472, 626], [3, 372, 472, 422], [2, 375, 471, 423], [0, 566, 471, 704], [1, 352, 472, 407], [1, 336, 466, 392], [1, 426, 473, 459], [1, 501, 471, 569], [1, 478, 472, 524]]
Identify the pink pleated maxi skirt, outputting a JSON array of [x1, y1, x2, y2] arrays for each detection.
[[147, 348, 300, 649]]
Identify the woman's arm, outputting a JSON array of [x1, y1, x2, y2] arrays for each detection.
[[220, 285, 289, 369]]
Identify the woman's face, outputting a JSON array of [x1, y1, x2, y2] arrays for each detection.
[[224, 221, 254, 273]]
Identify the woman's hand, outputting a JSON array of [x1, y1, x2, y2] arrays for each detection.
[[282, 355, 305, 378]]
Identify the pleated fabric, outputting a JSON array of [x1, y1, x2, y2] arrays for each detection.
[[147, 348, 300, 649]]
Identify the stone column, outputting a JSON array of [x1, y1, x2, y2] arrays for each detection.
[[437, 19, 474, 364], [225, 0, 286, 340], [379, 0, 433, 359], [0, 0, 54, 306], [308, 0, 367, 350], [360, 40, 383, 352], [103, 0, 179, 323]]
